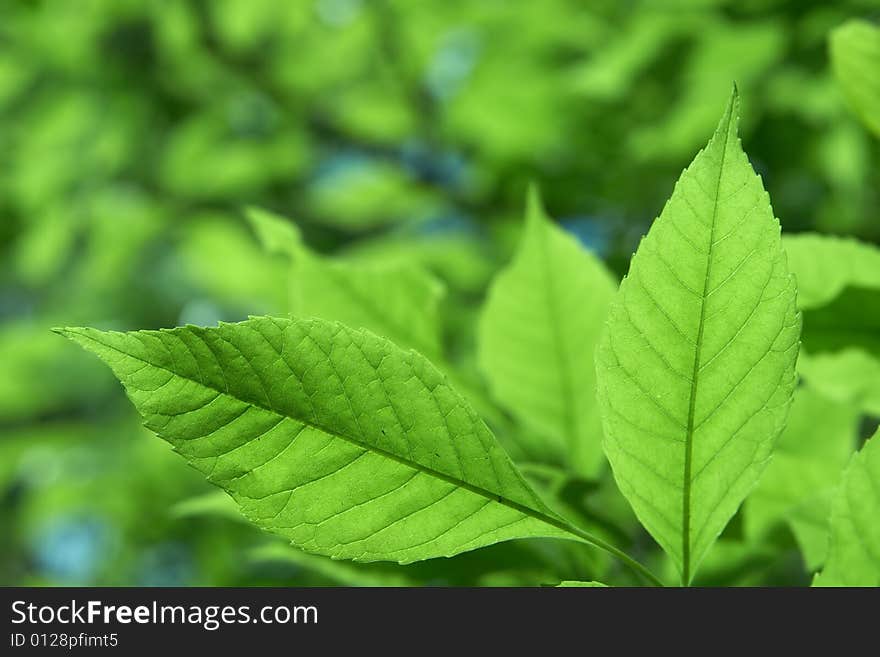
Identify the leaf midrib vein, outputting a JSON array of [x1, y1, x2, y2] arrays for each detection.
[[682, 111, 733, 585]]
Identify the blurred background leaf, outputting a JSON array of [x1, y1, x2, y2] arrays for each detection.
[[830, 19, 880, 137]]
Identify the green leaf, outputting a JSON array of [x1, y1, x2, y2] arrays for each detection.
[[55, 317, 659, 584], [556, 580, 608, 587], [744, 386, 858, 570], [813, 433, 880, 586], [798, 349, 880, 416], [246, 208, 445, 359], [478, 188, 616, 477], [782, 234, 880, 310], [830, 20, 880, 136], [782, 234, 880, 414], [595, 89, 801, 584], [783, 235, 880, 359]]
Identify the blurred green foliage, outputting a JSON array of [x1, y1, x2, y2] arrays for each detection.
[[1, 0, 879, 586]]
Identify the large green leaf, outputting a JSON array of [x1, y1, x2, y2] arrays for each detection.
[[56, 317, 658, 583], [247, 207, 445, 359], [478, 188, 616, 477], [830, 19, 880, 136], [744, 386, 858, 570], [595, 89, 801, 584], [813, 433, 880, 586]]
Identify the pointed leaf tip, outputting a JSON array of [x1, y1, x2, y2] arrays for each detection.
[[714, 85, 741, 142], [51, 326, 83, 339], [525, 183, 547, 223]]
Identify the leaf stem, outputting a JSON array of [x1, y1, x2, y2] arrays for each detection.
[[551, 517, 665, 587]]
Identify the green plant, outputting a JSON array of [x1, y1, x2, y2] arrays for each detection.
[[57, 88, 880, 587], [830, 19, 880, 138]]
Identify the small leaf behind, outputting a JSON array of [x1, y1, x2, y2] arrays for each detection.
[[783, 234, 880, 414], [830, 20, 880, 137], [478, 188, 616, 477], [813, 433, 880, 586], [246, 207, 445, 359], [783, 234, 880, 310], [744, 386, 859, 570], [798, 349, 880, 416]]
